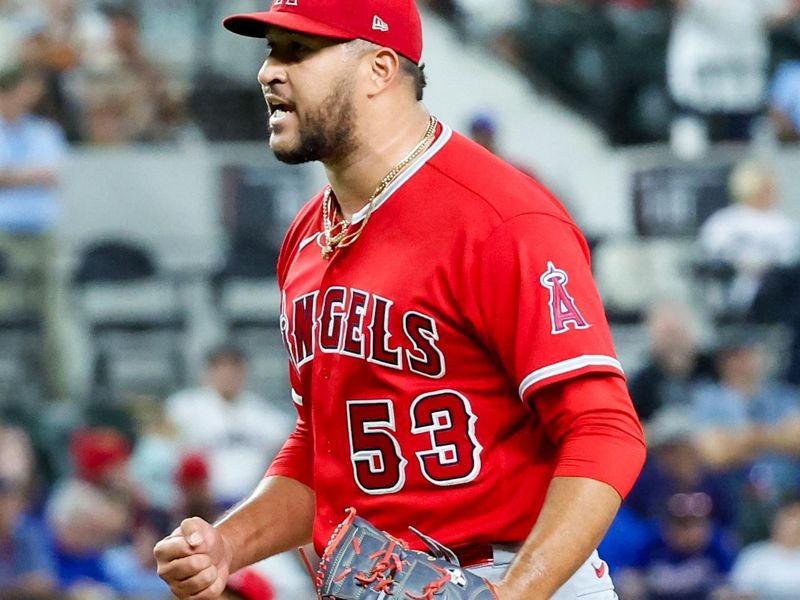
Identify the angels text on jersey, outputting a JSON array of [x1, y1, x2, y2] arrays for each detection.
[[280, 286, 445, 378]]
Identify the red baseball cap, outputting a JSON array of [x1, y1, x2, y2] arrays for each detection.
[[223, 0, 423, 65], [69, 428, 131, 484], [175, 452, 209, 490]]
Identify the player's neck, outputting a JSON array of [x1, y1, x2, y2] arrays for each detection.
[[324, 106, 432, 221]]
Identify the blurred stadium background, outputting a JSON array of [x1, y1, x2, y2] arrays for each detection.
[[2, 0, 800, 599]]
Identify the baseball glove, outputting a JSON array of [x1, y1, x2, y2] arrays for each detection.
[[312, 508, 499, 600]]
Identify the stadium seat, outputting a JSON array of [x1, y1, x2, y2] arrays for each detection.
[[72, 238, 187, 401], [212, 236, 287, 398], [593, 236, 697, 322]]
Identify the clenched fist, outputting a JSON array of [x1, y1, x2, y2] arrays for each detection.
[[154, 517, 233, 599]]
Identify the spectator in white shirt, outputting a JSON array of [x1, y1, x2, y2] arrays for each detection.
[[699, 161, 799, 312], [731, 497, 800, 600], [164, 343, 292, 509], [667, 0, 800, 145]]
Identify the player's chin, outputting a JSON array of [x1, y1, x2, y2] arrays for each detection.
[[269, 135, 310, 164], [269, 131, 298, 154], [269, 118, 298, 143]]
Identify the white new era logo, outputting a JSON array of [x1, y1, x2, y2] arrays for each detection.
[[372, 15, 389, 31]]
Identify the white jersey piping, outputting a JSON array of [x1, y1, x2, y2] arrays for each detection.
[[291, 388, 303, 406], [298, 232, 321, 252], [350, 122, 453, 224], [518, 355, 624, 399]]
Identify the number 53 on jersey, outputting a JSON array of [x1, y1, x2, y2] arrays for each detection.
[[347, 390, 483, 495]]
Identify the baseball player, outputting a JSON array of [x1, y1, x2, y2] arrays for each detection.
[[153, 1, 646, 599]]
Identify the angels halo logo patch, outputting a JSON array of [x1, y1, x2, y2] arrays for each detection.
[[539, 261, 590, 334]]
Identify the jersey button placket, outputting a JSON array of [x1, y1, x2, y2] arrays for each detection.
[[316, 254, 341, 386]]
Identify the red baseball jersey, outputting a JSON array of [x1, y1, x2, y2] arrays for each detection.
[[269, 122, 644, 553]]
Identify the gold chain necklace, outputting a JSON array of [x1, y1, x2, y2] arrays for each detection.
[[319, 116, 438, 260]]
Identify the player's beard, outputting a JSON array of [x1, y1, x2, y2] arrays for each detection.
[[271, 76, 358, 165]]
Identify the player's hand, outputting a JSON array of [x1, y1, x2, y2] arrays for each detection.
[[153, 517, 233, 599]]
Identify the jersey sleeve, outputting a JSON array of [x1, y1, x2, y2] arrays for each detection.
[[468, 212, 625, 399], [540, 374, 646, 498], [268, 195, 323, 488], [265, 415, 314, 489], [265, 373, 314, 489], [266, 398, 314, 489]]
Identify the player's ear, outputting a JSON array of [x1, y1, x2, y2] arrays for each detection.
[[367, 47, 401, 96]]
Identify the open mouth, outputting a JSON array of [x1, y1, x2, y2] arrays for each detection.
[[267, 98, 296, 123]]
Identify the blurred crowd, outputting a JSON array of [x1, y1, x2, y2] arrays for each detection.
[[1, 0, 799, 148], [0, 0, 201, 146], [601, 306, 800, 599], [425, 0, 800, 147], [587, 158, 800, 600], [612, 182, 796, 596], [0, 342, 305, 600]]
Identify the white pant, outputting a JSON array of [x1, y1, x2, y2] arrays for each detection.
[[468, 548, 617, 599]]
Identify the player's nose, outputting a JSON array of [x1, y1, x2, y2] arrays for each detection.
[[258, 57, 286, 88]]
